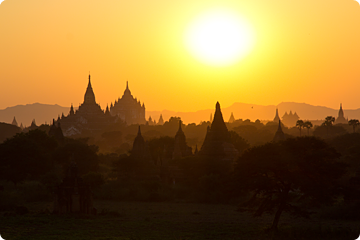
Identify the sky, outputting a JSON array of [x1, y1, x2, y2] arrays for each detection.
[[0, 0, 360, 112]]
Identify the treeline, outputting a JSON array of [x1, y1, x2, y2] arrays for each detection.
[[1, 117, 360, 231], [72, 117, 360, 153], [0, 116, 358, 154]]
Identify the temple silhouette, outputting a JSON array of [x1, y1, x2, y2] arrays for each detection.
[[273, 120, 286, 142], [199, 102, 238, 163], [273, 108, 299, 127], [110, 81, 146, 125], [58, 75, 146, 136], [335, 103, 347, 124], [58, 74, 116, 136], [172, 120, 192, 159], [228, 112, 235, 123]]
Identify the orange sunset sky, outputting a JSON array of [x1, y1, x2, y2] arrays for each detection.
[[0, 0, 360, 112]]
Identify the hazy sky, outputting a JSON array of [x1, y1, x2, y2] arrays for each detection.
[[0, 0, 360, 111]]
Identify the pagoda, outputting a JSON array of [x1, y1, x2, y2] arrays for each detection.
[[172, 120, 192, 159], [335, 103, 347, 124], [199, 102, 238, 162], [273, 120, 286, 142]]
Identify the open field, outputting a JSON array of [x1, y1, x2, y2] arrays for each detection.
[[0, 201, 359, 240]]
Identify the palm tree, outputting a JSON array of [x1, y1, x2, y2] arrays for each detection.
[[322, 116, 335, 136], [348, 119, 360, 133], [296, 120, 304, 136], [303, 121, 313, 135]]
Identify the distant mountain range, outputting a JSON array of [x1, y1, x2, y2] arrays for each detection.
[[147, 102, 353, 124], [0, 102, 358, 126], [0, 103, 69, 127]]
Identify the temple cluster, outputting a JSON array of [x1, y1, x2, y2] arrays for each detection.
[[56, 75, 146, 136]]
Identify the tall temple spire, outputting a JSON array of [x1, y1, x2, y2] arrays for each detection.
[[199, 102, 237, 161], [88, 73, 92, 89], [273, 108, 280, 122], [12, 116, 18, 127], [339, 103, 344, 117], [335, 103, 346, 124], [228, 112, 235, 123], [137, 125, 141, 135], [84, 74, 96, 104], [123, 81, 132, 96], [178, 119, 183, 133], [132, 126, 145, 154], [273, 120, 286, 142], [105, 105, 110, 115], [338, 103, 344, 117], [69, 104, 75, 116], [277, 120, 283, 132], [175, 119, 185, 138], [216, 102, 220, 111], [211, 102, 228, 134], [158, 114, 164, 125], [173, 119, 191, 159]]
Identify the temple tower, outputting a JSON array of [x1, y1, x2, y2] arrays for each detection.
[[172, 120, 192, 159], [273, 108, 280, 123], [273, 120, 286, 142], [110, 81, 146, 125], [158, 114, 164, 125], [84, 74, 96, 104], [69, 104, 75, 116], [199, 102, 238, 162], [132, 126, 146, 154], [12, 117, 18, 127], [335, 103, 347, 124], [59, 74, 116, 136], [228, 112, 235, 123]]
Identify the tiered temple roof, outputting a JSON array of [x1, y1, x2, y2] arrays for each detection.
[[281, 110, 299, 127], [110, 82, 146, 125]]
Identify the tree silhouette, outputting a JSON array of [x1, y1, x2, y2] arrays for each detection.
[[53, 139, 99, 176], [348, 119, 360, 133], [296, 120, 304, 136], [235, 137, 346, 232], [229, 131, 250, 154], [0, 130, 57, 185], [322, 116, 335, 136], [303, 121, 313, 135]]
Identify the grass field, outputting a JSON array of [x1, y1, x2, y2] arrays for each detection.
[[0, 200, 359, 240]]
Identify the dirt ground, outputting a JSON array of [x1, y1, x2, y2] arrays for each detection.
[[0, 200, 359, 240]]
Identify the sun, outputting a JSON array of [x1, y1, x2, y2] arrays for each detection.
[[185, 9, 255, 66]]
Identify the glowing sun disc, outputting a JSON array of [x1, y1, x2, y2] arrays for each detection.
[[185, 9, 255, 66], [0, 0, 4, 5]]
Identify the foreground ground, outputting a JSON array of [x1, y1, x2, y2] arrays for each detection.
[[0, 201, 359, 240]]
